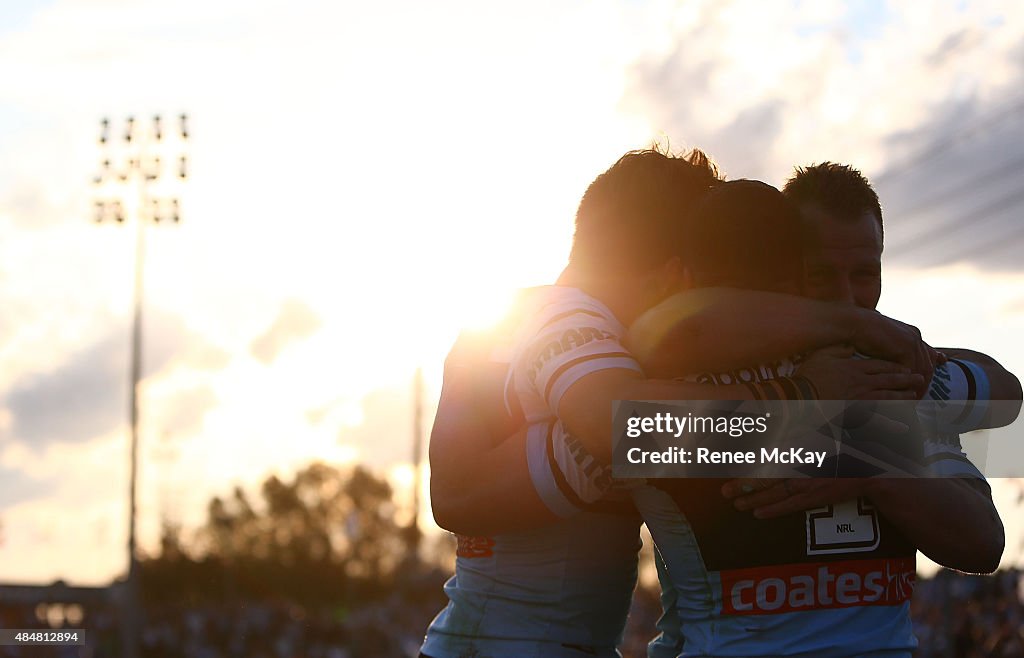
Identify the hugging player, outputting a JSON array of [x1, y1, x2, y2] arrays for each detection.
[[422, 151, 1018, 658], [625, 175, 1010, 657]]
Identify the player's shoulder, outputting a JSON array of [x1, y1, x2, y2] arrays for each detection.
[[447, 286, 625, 375], [445, 287, 547, 365], [517, 285, 623, 336]]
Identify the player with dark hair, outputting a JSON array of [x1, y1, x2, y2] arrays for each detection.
[[681, 178, 806, 290], [719, 161, 1023, 512], [425, 155, 1019, 656], [784, 162, 885, 311], [784, 162, 1020, 428], [629, 177, 1009, 658], [568, 149, 722, 278], [783, 162, 882, 231], [420, 150, 929, 658]]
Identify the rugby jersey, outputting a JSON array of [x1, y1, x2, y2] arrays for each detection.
[[421, 286, 643, 658], [641, 359, 989, 658]]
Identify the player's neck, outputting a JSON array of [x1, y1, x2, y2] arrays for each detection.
[[557, 266, 646, 326]]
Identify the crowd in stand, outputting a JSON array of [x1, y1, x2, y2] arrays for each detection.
[[910, 568, 1024, 658], [0, 568, 1020, 657], [0, 595, 434, 657]]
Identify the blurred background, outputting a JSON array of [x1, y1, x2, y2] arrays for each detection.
[[0, 0, 1023, 656]]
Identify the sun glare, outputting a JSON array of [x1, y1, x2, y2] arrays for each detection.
[[388, 462, 416, 491], [454, 285, 521, 332]]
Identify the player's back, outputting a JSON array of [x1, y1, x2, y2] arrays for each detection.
[[422, 287, 643, 658], [636, 353, 993, 658], [637, 363, 917, 658], [622, 180, 918, 656]]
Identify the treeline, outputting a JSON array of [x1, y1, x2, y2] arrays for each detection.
[[139, 462, 443, 609]]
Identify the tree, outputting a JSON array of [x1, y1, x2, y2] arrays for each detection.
[[141, 461, 407, 605]]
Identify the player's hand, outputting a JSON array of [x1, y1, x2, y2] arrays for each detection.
[[850, 310, 937, 396], [721, 478, 785, 499], [851, 404, 910, 430], [795, 346, 925, 401], [725, 478, 872, 518]]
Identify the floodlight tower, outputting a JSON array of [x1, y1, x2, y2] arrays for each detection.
[[409, 366, 424, 558], [92, 113, 188, 658]]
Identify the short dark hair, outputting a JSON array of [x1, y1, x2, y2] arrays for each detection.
[[569, 147, 722, 277], [684, 179, 804, 291], [782, 162, 883, 235]]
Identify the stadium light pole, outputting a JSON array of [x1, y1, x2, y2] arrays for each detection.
[[92, 113, 188, 658], [409, 366, 424, 559]]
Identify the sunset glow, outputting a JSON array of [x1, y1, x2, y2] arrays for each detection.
[[0, 0, 1022, 587]]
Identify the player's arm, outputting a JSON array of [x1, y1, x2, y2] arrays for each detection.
[[431, 343, 919, 533], [431, 426, 562, 537], [730, 476, 1003, 574], [432, 355, 920, 535], [557, 352, 923, 465], [433, 303, 923, 535], [723, 347, 1008, 572], [428, 328, 625, 536], [930, 348, 1022, 428], [429, 419, 557, 537], [429, 364, 767, 534], [429, 340, 558, 536], [866, 477, 1003, 574], [628, 288, 937, 389], [726, 418, 1005, 574]]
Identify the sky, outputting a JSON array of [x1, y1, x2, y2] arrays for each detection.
[[0, 0, 1022, 584]]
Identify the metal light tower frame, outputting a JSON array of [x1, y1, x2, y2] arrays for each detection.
[[409, 366, 424, 558], [92, 113, 188, 658]]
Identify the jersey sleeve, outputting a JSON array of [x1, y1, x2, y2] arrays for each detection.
[[525, 420, 613, 517], [526, 419, 643, 518], [510, 293, 643, 517], [922, 434, 987, 485], [917, 359, 991, 434], [514, 303, 642, 416], [915, 360, 990, 483]]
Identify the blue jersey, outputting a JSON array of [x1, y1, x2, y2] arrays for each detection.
[[422, 493, 641, 658], [641, 358, 991, 658], [422, 287, 644, 658]]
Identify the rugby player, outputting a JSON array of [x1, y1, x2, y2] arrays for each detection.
[[628, 177, 1012, 657], [426, 167, 1017, 656], [421, 150, 933, 658], [720, 162, 1021, 527]]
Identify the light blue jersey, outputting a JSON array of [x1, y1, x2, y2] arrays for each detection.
[[641, 359, 991, 658], [422, 287, 645, 658], [422, 495, 641, 658]]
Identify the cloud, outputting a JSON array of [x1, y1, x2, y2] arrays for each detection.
[[0, 464, 52, 508], [156, 385, 218, 438], [2, 312, 210, 448], [0, 182, 70, 230], [5, 329, 130, 447], [708, 101, 785, 181], [924, 27, 983, 68], [336, 385, 434, 469], [625, 0, 853, 180], [1002, 297, 1024, 317], [183, 343, 232, 372], [250, 299, 321, 365], [624, 0, 1024, 271]]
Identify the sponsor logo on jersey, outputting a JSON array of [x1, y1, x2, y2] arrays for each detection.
[[720, 558, 915, 615], [456, 535, 496, 559], [527, 326, 616, 382], [806, 498, 881, 555], [693, 359, 792, 386]]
